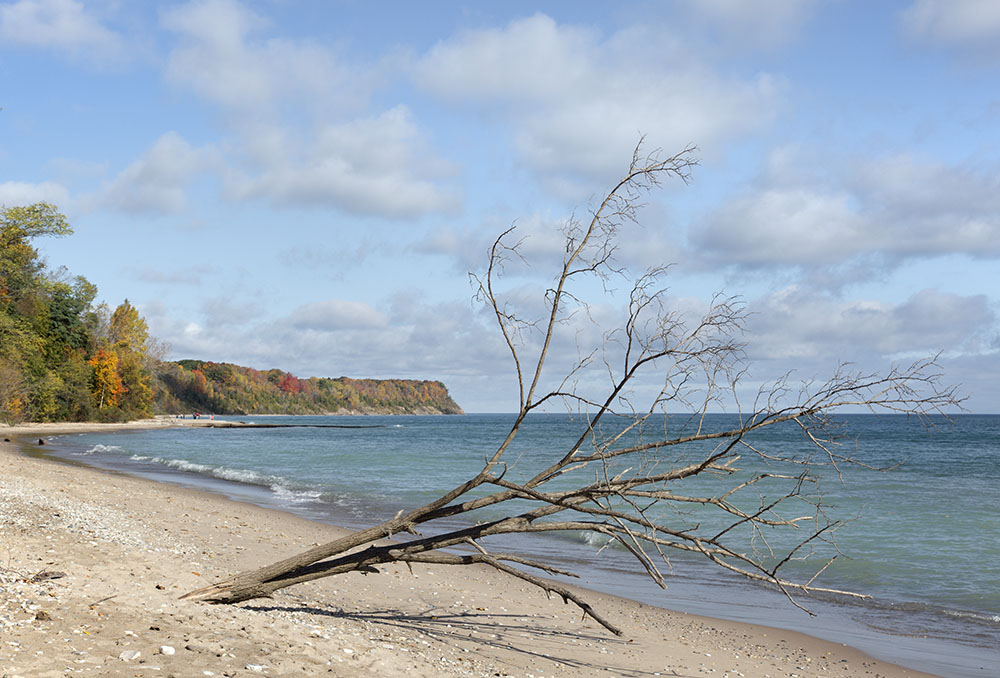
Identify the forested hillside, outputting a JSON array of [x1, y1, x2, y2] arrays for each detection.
[[1, 203, 463, 423], [1, 203, 156, 423], [154, 360, 463, 415]]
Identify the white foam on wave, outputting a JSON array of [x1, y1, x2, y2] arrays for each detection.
[[213, 466, 268, 485], [944, 609, 1000, 624], [151, 456, 212, 474], [129, 454, 150, 461], [79, 444, 125, 456], [271, 484, 324, 505], [578, 530, 616, 548], [141, 455, 297, 494]]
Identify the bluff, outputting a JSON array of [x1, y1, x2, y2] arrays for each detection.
[[154, 360, 463, 416]]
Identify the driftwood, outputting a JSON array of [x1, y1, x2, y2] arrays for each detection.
[[182, 143, 960, 634]]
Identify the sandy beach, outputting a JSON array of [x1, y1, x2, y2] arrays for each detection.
[[1, 421, 939, 678]]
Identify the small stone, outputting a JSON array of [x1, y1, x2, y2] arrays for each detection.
[[245, 665, 264, 673], [118, 650, 141, 661], [159, 645, 176, 655]]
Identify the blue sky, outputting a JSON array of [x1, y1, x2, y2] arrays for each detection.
[[2, 0, 998, 413]]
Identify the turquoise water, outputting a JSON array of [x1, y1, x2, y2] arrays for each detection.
[[45, 413, 999, 677]]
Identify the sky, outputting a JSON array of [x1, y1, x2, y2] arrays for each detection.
[[1, 0, 998, 413]]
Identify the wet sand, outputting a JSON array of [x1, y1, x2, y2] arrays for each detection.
[[1, 420, 940, 677]]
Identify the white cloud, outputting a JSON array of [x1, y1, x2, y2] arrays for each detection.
[[0, 180, 70, 208], [415, 14, 780, 185], [415, 14, 597, 105], [198, 296, 259, 329], [96, 132, 216, 215], [902, 0, 1000, 49], [680, 0, 819, 49], [285, 300, 389, 331], [160, 0, 355, 114], [230, 107, 459, 217], [852, 155, 1000, 257], [417, 212, 575, 277], [0, 0, 123, 61], [695, 187, 866, 267], [939, 350, 1000, 413], [161, 0, 456, 219], [693, 152, 1000, 275], [746, 286, 994, 360]]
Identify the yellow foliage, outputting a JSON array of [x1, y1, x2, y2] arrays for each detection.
[[89, 349, 126, 409]]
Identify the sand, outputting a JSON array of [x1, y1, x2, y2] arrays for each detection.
[[1, 420, 939, 678]]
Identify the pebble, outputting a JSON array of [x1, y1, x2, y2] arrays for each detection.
[[159, 645, 176, 655], [118, 649, 141, 661]]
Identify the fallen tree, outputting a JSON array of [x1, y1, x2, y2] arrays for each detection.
[[181, 144, 960, 635]]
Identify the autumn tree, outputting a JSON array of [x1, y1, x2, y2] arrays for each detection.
[[89, 349, 125, 410], [182, 145, 959, 634], [106, 299, 154, 418], [0, 203, 157, 422]]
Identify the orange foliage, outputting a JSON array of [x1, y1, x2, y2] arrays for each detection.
[[89, 349, 126, 409]]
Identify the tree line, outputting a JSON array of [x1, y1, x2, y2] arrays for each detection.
[[155, 360, 463, 415]]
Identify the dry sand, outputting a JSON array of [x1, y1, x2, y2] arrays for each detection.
[[1, 421, 939, 677]]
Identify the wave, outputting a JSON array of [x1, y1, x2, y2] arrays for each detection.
[[136, 455, 326, 510], [944, 609, 1000, 625], [150, 456, 214, 475], [271, 484, 324, 505], [79, 444, 125, 456]]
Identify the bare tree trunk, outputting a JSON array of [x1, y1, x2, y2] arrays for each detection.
[[182, 143, 961, 635]]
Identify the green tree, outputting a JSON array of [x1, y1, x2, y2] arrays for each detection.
[[0, 203, 72, 308], [1, 203, 77, 421], [44, 274, 98, 355]]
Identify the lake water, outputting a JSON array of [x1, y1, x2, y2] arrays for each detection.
[[41, 413, 1000, 677]]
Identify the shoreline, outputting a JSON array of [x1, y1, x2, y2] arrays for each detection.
[[1, 421, 941, 677]]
